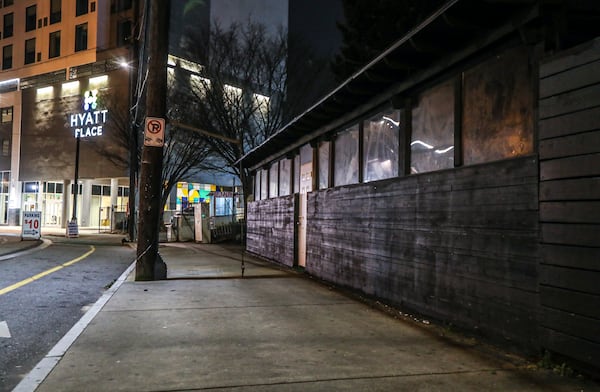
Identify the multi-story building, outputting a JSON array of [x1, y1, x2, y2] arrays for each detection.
[[0, 0, 133, 227]]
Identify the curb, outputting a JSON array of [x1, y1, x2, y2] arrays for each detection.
[[0, 239, 51, 261], [12, 259, 137, 392]]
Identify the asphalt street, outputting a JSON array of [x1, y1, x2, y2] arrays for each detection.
[[0, 238, 134, 391]]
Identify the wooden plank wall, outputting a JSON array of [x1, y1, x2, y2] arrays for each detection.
[[247, 195, 295, 267], [538, 38, 600, 370], [306, 156, 540, 349]]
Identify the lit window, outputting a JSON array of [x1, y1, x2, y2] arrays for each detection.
[[269, 162, 279, 198], [62, 81, 80, 97], [260, 168, 268, 200], [410, 80, 455, 174], [1, 107, 13, 123], [318, 141, 330, 189], [190, 74, 210, 97], [364, 110, 400, 182], [254, 171, 261, 200], [279, 159, 291, 197], [224, 84, 242, 107], [334, 125, 359, 187], [462, 46, 534, 165], [89, 75, 108, 89], [36, 86, 54, 100]]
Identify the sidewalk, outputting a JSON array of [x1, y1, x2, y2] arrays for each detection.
[[12, 241, 600, 391]]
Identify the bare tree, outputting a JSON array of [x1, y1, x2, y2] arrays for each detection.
[[163, 98, 212, 211], [173, 21, 296, 214], [95, 87, 211, 222]]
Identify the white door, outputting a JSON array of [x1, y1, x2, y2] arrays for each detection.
[[298, 163, 312, 268]]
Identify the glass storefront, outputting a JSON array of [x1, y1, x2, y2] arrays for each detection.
[[0, 171, 9, 224]]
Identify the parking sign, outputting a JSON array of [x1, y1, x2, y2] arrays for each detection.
[[22, 211, 42, 240]]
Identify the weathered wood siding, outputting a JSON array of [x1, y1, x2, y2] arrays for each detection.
[[247, 196, 295, 267], [306, 157, 540, 348], [538, 38, 600, 369]]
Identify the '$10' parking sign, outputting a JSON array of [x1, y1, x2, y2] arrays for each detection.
[[22, 211, 41, 240]]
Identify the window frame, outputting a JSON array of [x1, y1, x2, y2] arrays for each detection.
[[49, 30, 61, 58], [76, 0, 89, 16], [24, 38, 36, 65], [1, 107, 13, 123], [3, 12, 13, 38], [75, 23, 88, 52], [25, 5, 37, 32], [50, 0, 61, 24], [2, 45, 12, 70]]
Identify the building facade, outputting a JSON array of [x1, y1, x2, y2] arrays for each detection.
[[0, 0, 133, 227], [241, 0, 600, 374]]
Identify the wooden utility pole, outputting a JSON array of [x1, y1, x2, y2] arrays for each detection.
[[136, 0, 170, 280], [127, 0, 141, 243]]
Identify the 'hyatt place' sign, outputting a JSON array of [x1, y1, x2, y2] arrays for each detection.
[[69, 90, 108, 138]]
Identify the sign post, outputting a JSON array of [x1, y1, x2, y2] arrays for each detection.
[[22, 211, 41, 240]]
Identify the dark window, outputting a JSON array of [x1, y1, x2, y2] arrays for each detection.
[[1, 107, 12, 123], [56, 183, 63, 193], [49, 31, 60, 58], [50, 0, 61, 24], [92, 185, 102, 195], [111, 0, 132, 13], [46, 182, 55, 193], [2, 45, 11, 70], [76, 0, 88, 16], [3, 0, 13, 6], [91, 1, 95, 12], [118, 187, 129, 197], [24, 182, 39, 193], [75, 23, 87, 52], [25, 5, 36, 31], [25, 38, 35, 64], [3, 12, 12, 38], [117, 19, 131, 47], [103, 186, 110, 195]]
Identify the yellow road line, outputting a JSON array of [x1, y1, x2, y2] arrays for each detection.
[[0, 246, 96, 296]]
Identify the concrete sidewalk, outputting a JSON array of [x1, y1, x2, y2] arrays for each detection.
[[15, 242, 600, 391]]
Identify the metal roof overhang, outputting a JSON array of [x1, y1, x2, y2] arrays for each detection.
[[238, 0, 563, 171]]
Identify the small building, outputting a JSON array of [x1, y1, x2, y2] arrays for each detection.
[[240, 0, 600, 373]]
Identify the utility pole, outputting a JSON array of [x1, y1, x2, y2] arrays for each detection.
[[127, 0, 141, 243], [136, 0, 170, 280]]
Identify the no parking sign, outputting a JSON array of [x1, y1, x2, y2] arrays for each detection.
[[22, 211, 41, 240], [144, 117, 165, 147]]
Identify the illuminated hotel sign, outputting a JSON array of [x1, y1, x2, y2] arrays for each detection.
[[69, 90, 108, 138]]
